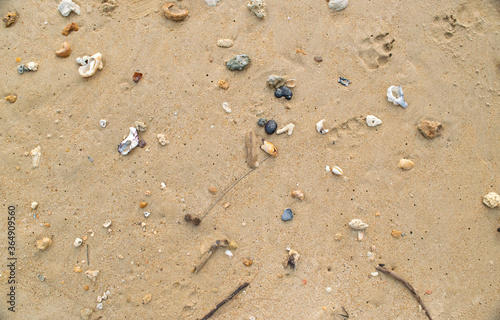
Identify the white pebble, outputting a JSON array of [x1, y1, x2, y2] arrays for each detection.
[[74, 238, 83, 247], [371, 272, 379, 277], [326, 287, 332, 293], [31, 202, 39, 210], [366, 115, 382, 127], [325, 165, 331, 172], [103, 220, 112, 228], [99, 119, 107, 128], [225, 250, 234, 258], [96, 303, 103, 310]]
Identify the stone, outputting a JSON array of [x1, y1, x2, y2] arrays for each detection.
[[135, 121, 147, 132], [226, 55, 250, 71], [418, 120, 443, 139], [314, 56, 323, 62], [143, 294, 152, 304], [217, 39, 234, 48], [247, 0, 267, 18], [274, 86, 293, 100], [217, 79, 229, 90], [80, 308, 92, 320], [139, 202, 148, 208], [398, 159, 414, 170], [208, 186, 217, 194], [157, 134, 168, 146], [265, 120, 277, 134], [391, 229, 403, 238], [257, 118, 267, 127], [281, 208, 293, 221], [37, 237, 52, 250], [483, 192, 500, 208], [366, 115, 382, 127]]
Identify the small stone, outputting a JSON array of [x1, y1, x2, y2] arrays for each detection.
[[398, 159, 414, 170], [257, 118, 267, 127], [138, 140, 147, 148], [208, 186, 217, 195], [281, 208, 293, 221], [326, 287, 332, 293], [334, 233, 342, 241], [97, 296, 102, 302], [267, 75, 286, 88], [157, 134, 168, 146], [418, 120, 443, 139], [226, 54, 250, 71], [217, 79, 229, 90], [103, 220, 112, 228], [225, 250, 234, 258], [223, 202, 230, 208], [265, 120, 277, 134], [391, 229, 403, 238], [228, 240, 238, 250], [144, 211, 151, 218], [483, 192, 500, 208], [5, 95, 17, 103], [371, 272, 379, 277], [74, 266, 83, 273], [217, 39, 234, 48], [143, 294, 152, 304], [314, 56, 323, 62], [247, 0, 267, 18], [84, 285, 89, 290], [85, 270, 99, 281], [274, 86, 293, 100], [80, 308, 92, 320], [366, 115, 382, 127], [139, 202, 148, 208], [243, 258, 253, 266], [37, 237, 52, 250], [3, 12, 17, 27], [96, 303, 103, 310], [31, 202, 38, 210], [135, 121, 147, 132], [74, 238, 83, 247]]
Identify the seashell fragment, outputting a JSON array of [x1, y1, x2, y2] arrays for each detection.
[[283, 247, 299, 270], [85, 270, 99, 281], [331, 166, 343, 176], [31, 202, 38, 210], [74, 238, 83, 247], [366, 115, 382, 127], [247, 0, 267, 19], [19, 62, 38, 73], [245, 130, 259, 168], [103, 220, 112, 228], [338, 77, 350, 86], [418, 120, 443, 139], [267, 75, 286, 88], [99, 119, 107, 128], [62, 22, 78, 36], [58, 0, 81, 17], [483, 192, 500, 208], [77, 53, 103, 78], [205, 0, 220, 6], [349, 219, 368, 241], [291, 190, 304, 201], [157, 134, 168, 146], [31, 146, 41, 167], [276, 123, 295, 135], [260, 140, 277, 157], [387, 86, 408, 108], [3, 12, 17, 27], [37, 237, 52, 250], [325, 165, 331, 172], [118, 127, 139, 155], [134, 121, 147, 132], [398, 159, 414, 170], [328, 0, 348, 11], [132, 72, 143, 83], [285, 79, 297, 88], [316, 119, 329, 134], [162, 3, 188, 21], [217, 39, 234, 48], [55, 42, 71, 57], [222, 102, 231, 113]]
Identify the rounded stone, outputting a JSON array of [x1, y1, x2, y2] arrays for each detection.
[[281, 208, 293, 221], [265, 120, 277, 134], [226, 55, 250, 71], [275, 86, 293, 100], [257, 118, 267, 127]]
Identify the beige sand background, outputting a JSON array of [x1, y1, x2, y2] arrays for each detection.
[[1, 0, 500, 319]]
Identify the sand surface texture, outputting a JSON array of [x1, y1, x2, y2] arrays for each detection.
[[1, 0, 499, 319]]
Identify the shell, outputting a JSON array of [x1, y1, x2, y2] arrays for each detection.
[[99, 119, 107, 128], [55, 42, 71, 57], [291, 190, 305, 201], [331, 166, 343, 175], [74, 238, 83, 247], [366, 115, 382, 127], [285, 79, 297, 88], [103, 220, 112, 228], [37, 237, 52, 250], [5, 95, 17, 103], [85, 270, 99, 281], [25, 62, 38, 71], [162, 3, 188, 21], [276, 123, 295, 135], [260, 140, 277, 157], [483, 192, 500, 208], [58, 0, 81, 17], [387, 85, 408, 108], [118, 127, 139, 155], [316, 119, 329, 134], [398, 159, 414, 170], [328, 0, 348, 11], [217, 39, 234, 48], [31, 145, 41, 167], [349, 219, 368, 230], [77, 53, 103, 78], [222, 102, 231, 113], [247, 0, 267, 19]]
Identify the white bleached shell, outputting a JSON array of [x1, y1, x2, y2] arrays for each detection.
[[316, 119, 329, 134], [25, 62, 38, 71], [217, 39, 234, 48], [366, 115, 382, 127], [74, 238, 83, 247], [222, 102, 231, 113], [58, 0, 81, 16], [398, 159, 414, 170], [117, 127, 139, 155], [328, 0, 348, 11], [483, 192, 500, 208], [276, 123, 295, 135], [85, 270, 99, 281], [325, 165, 331, 172], [31, 146, 41, 167], [387, 86, 408, 108], [349, 219, 368, 230], [77, 53, 103, 78], [331, 166, 343, 175], [225, 250, 234, 258], [99, 119, 107, 128], [247, 0, 267, 18], [31, 202, 38, 210], [103, 220, 112, 228]]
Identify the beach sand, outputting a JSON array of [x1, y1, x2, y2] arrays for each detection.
[[1, 0, 499, 319]]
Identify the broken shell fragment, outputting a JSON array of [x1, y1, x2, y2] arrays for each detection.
[[74, 238, 83, 247], [247, 0, 267, 18], [483, 192, 500, 208], [62, 22, 78, 36], [267, 75, 286, 88], [217, 39, 234, 48], [331, 166, 343, 176], [316, 119, 329, 134], [284, 79, 297, 88], [245, 130, 259, 168], [58, 0, 81, 16], [85, 270, 99, 281], [418, 120, 443, 139], [283, 247, 299, 270], [3, 12, 17, 27], [77, 53, 103, 78], [103, 220, 112, 228], [387, 85, 408, 108], [55, 42, 71, 57], [162, 3, 188, 21], [31, 146, 41, 167], [366, 115, 382, 127], [157, 134, 168, 146], [99, 119, 107, 128], [260, 140, 277, 157], [134, 121, 147, 132], [222, 102, 231, 113], [328, 0, 348, 11], [291, 190, 305, 201], [349, 219, 368, 241], [118, 127, 139, 155], [37, 237, 52, 250], [276, 123, 295, 135], [398, 159, 414, 170]]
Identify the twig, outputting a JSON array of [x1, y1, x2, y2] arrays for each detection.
[[192, 240, 228, 273], [338, 306, 349, 318], [86, 244, 89, 266], [376, 266, 433, 320], [199, 282, 249, 320]]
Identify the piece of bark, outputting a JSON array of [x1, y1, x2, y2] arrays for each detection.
[[245, 130, 259, 168]]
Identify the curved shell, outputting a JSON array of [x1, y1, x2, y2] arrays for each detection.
[[162, 3, 188, 21], [78, 53, 103, 78], [118, 127, 139, 155], [331, 166, 343, 175], [328, 0, 348, 11], [260, 140, 277, 157], [55, 42, 71, 57]]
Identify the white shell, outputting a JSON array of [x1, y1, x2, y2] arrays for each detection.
[[483, 192, 500, 208], [135, 121, 147, 132], [117, 127, 139, 155], [58, 0, 81, 16], [325, 165, 331, 172], [398, 159, 414, 170], [77, 53, 103, 78], [157, 134, 168, 146], [222, 102, 231, 113], [99, 119, 107, 128], [225, 250, 234, 258], [328, 0, 348, 11], [216, 39, 234, 47], [387, 86, 408, 108], [316, 119, 329, 134], [31, 202, 38, 210], [276, 123, 295, 135], [31, 145, 41, 167], [85, 270, 99, 281], [205, 0, 220, 6], [366, 115, 382, 127], [74, 238, 83, 247], [331, 166, 343, 175], [25, 62, 38, 71], [103, 220, 112, 228], [144, 212, 151, 218], [349, 219, 368, 230]]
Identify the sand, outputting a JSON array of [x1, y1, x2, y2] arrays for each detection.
[[1, 0, 499, 319]]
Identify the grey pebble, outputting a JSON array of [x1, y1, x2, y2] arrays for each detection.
[[226, 55, 250, 71], [257, 118, 267, 127], [281, 208, 293, 221]]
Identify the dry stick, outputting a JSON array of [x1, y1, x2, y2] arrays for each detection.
[[201, 155, 271, 220], [376, 266, 433, 320], [86, 244, 89, 266], [199, 282, 250, 320]]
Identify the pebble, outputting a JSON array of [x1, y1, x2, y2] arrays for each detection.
[[418, 120, 443, 139], [247, 0, 267, 18], [62, 22, 78, 36], [217, 39, 234, 48], [3, 12, 17, 27], [103, 220, 112, 228], [326, 287, 332, 293], [227, 55, 250, 71], [74, 266, 82, 273], [143, 294, 152, 304], [371, 272, 379, 277], [243, 258, 253, 266], [80, 308, 92, 320], [398, 159, 414, 170], [85, 270, 99, 281], [225, 250, 234, 258], [314, 56, 323, 62], [208, 186, 217, 194], [55, 42, 71, 57], [74, 238, 83, 247], [135, 121, 147, 132], [483, 192, 500, 208], [274, 86, 293, 100], [157, 134, 169, 146], [96, 303, 103, 310], [391, 229, 403, 238], [328, 0, 348, 11], [366, 115, 382, 127], [281, 208, 293, 221], [228, 240, 238, 250], [217, 79, 229, 90], [37, 237, 52, 250], [257, 118, 267, 127], [334, 233, 342, 241], [267, 75, 286, 88], [133, 72, 143, 82], [31, 202, 38, 210], [291, 190, 305, 200], [5, 95, 17, 103], [139, 202, 148, 208], [265, 120, 277, 134]]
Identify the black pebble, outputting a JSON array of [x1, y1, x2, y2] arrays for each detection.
[[265, 120, 277, 134], [258, 118, 267, 127], [275, 86, 293, 100]]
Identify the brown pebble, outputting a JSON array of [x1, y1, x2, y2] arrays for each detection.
[[5, 95, 17, 103], [314, 56, 323, 62], [398, 159, 414, 170], [139, 202, 148, 208], [391, 229, 403, 238], [44, 223, 50, 227], [243, 259, 253, 266], [208, 186, 217, 195], [418, 120, 443, 139], [133, 72, 143, 83], [84, 285, 89, 290], [291, 190, 305, 201], [55, 42, 71, 57], [3, 12, 17, 27], [37, 237, 52, 250], [223, 202, 230, 208], [62, 22, 78, 36], [143, 294, 152, 304], [218, 79, 229, 90]]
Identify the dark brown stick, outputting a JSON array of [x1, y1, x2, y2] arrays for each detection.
[[376, 266, 433, 320], [199, 282, 249, 320]]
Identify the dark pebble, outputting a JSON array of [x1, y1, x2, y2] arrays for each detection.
[[275, 86, 293, 100], [281, 208, 293, 221], [138, 140, 147, 148], [265, 120, 277, 134], [314, 56, 323, 62], [258, 118, 267, 127]]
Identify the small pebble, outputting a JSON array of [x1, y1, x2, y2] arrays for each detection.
[[37, 237, 52, 250], [274, 86, 293, 100], [314, 56, 323, 62], [99, 119, 107, 128], [265, 120, 277, 134], [334, 233, 342, 241], [74, 238, 83, 247], [371, 272, 379, 277], [398, 159, 414, 170], [96, 303, 103, 310], [74, 266, 82, 273], [281, 208, 293, 221], [132, 72, 143, 83], [243, 258, 253, 266], [103, 220, 112, 228], [138, 140, 147, 148], [144, 211, 151, 218], [326, 287, 332, 293], [226, 54, 250, 71], [217, 79, 229, 90], [257, 118, 267, 127], [143, 294, 152, 304], [208, 186, 217, 194], [80, 308, 92, 320], [157, 134, 169, 146], [135, 121, 147, 132], [139, 202, 148, 208], [31, 202, 38, 210], [391, 229, 403, 238]]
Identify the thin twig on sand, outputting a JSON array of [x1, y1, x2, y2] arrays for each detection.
[[199, 282, 250, 320], [192, 240, 228, 273], [376, 265, 433, 320]]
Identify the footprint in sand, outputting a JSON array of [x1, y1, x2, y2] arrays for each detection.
[[431, 14, 458, 42], [358, 33, 395, 70]]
